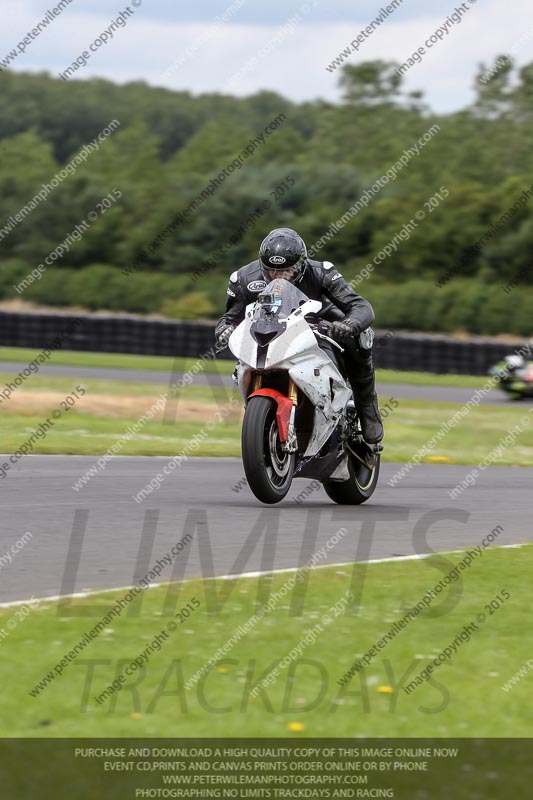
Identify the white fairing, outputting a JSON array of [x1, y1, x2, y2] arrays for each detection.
[[228, 296, 352, 458]]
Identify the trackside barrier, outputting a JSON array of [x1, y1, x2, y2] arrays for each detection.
[[0, 311, 529, 375]]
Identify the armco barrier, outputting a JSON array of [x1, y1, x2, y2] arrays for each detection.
[[0, 311, 215, 358], [0, 310, 529, 375], [371, 331, 531, 375]]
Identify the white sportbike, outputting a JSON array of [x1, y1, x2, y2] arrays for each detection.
[[228, 278, 381, 505]]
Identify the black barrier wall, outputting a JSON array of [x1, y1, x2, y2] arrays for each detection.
[[0, 310, 529, 375]]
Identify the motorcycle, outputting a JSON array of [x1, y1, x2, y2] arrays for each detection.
[[227, 278, 382, 505], [489, 355, 533, 400]]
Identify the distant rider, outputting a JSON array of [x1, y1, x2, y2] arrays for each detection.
[[214, 228, 383, 444]]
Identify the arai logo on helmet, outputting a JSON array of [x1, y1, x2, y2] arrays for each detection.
[[269, 256, 286, 265], [247, 280, 267, 292]]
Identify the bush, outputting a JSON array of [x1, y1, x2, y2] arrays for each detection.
[[1, 261, 530, 337], [161, 291, 215, 320], [0, 260, 36, 298], [367, 279, 533, 337]]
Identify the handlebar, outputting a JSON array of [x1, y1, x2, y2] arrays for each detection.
[[308, 320, 344, 352]]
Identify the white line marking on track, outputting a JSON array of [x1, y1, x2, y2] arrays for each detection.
[[0, 543, 528, 609]]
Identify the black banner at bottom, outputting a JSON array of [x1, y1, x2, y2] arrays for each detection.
[[0, 739, 530, 798]]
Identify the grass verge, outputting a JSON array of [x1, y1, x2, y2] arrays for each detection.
[[0, 347, 491, 387], [4, 544, 531, 737], [0, 391, 531, 465], [0, 347, 234, 375]]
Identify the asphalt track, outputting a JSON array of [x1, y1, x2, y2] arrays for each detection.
[[0, 456, 530, 604], [0, 361, 526, 406]]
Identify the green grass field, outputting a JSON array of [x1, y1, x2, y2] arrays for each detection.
[[0, 347, 235, 375], [0, 372, 233, 399], [0, 345, 530, 464], [1, 387, 531, 465], [3, 544, 531, 738]]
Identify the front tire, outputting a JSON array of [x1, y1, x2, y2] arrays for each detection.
[[323, 447, 380, 505], [241, 396, 295, 504]]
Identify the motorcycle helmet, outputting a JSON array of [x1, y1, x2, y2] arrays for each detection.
[[259, 228, 308, 284], [505, 355, 526, 371]]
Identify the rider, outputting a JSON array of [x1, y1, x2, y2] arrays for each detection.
[[214, 227, 384, 444]]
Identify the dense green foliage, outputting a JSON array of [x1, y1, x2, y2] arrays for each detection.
[[0, 59, 532, 334]]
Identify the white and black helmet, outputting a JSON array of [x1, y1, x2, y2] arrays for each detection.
[[505, 354, 526, 370], [259, 228, 308, 283]]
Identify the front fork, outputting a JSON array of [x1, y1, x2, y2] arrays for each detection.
[[285, 377, 298, 453], [251, 373, 298, 453]]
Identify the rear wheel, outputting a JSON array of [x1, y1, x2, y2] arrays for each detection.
[[323, 444, 380, 505], [242, 396, 295, 504]]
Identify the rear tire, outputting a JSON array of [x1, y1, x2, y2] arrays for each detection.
[[323, 447, 380, 505], [242, 396, 295, 504]]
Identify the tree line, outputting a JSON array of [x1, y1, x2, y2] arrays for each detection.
[[0, 57, 531, 334]]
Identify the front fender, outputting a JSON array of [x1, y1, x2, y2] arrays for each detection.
[[248, 388, 293, 443]]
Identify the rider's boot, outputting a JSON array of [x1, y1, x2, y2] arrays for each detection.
[[344, 352, 384, 444], [351, 374, 384, 444]]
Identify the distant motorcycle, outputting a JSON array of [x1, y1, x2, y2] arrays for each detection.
[[489, 355, 533, 400], [227, 278, 382, 505]]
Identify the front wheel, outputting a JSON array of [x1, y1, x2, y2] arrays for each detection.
[[323, 446, 380, 505], [241, 396, 296, 504]]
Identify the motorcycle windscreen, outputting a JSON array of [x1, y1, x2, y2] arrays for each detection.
[[249, 278, 310, 347]]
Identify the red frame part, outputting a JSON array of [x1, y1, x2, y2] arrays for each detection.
[[248, 388, 294, 443]]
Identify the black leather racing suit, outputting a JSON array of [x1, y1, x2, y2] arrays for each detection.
[[215, 258, 384, 443]]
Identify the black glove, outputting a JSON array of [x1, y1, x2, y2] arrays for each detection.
[[215, 323, 235, 352], [329, 320, 358, 345], [317, 319, 333, 337]]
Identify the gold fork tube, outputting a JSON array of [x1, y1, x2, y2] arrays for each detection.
[[288, 377, 298, 405]]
